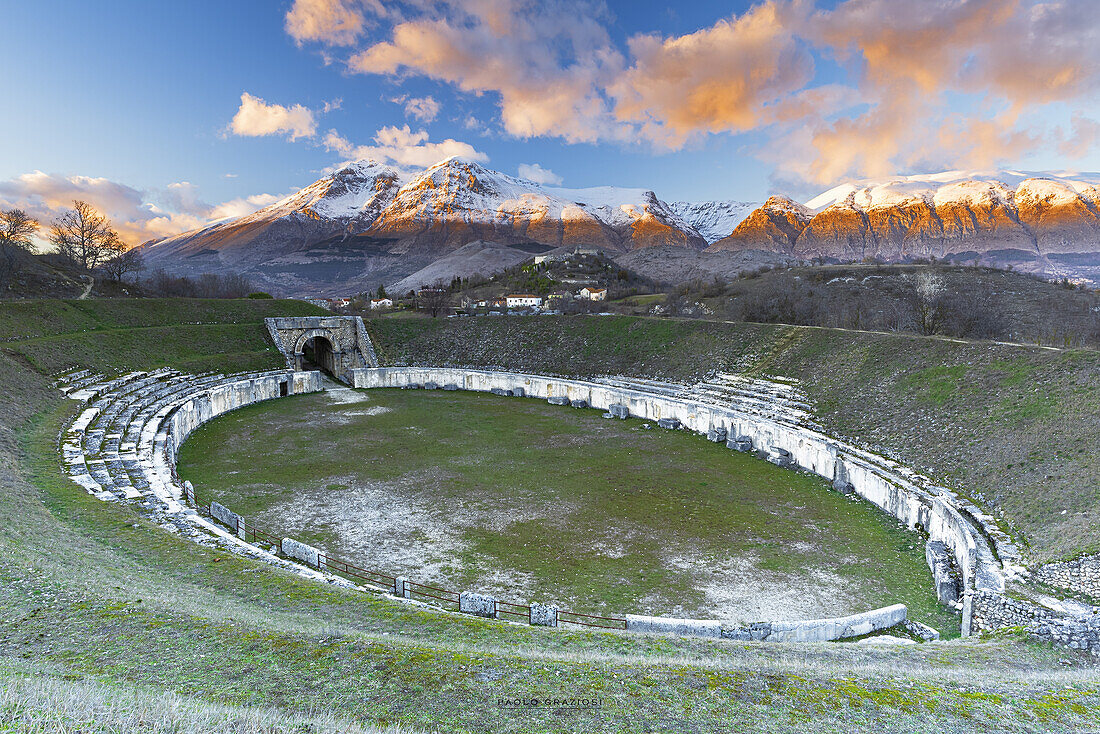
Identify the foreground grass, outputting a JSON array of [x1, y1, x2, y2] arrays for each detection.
[[0, 299, 1097, 732], [179, 388, 955, 631]]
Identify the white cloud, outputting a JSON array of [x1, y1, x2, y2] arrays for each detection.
[[229, 93, 317, 141], [324, 125, 488, 168], [0, 171, 280, 245], [517, 163, 562, 185], [392, 95, 441, 123], [285, 0, 366, 46]]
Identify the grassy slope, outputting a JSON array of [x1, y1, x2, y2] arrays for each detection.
[[177, 389, 957, 631], [0, 300, 1096, 732], [365, 316, 1100, 564]]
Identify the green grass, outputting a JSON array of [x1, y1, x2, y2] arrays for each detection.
[[179, 389, 958, 632], [1, 299, 1100, 732]]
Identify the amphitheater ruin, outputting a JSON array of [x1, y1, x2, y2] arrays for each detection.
[[56, 315, 1100, 651]]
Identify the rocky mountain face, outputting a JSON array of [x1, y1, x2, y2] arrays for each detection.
[[711, 175, 1100, 279], [141, 164, 1100, 296], [141, 158, 708, 296], [668, 200, 757, 244]]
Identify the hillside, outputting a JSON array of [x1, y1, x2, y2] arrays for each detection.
[[1, 299, 1099, 731]]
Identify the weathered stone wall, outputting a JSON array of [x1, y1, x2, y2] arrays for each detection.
[[625, 604, 908, 642], [968, 591, 1100, 654], [1035, 555, 1100, 597]]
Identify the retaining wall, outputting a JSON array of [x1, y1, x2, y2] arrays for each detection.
[[968, 591, 1100, 653]]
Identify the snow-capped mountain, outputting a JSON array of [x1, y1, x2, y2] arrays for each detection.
[[669, 200, 758, 244], [141, 157, 707, 296], [711, 172, 1100, 277]]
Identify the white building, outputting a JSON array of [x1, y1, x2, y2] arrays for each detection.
[[369, 298, 393, 310], [579, 287, 607, 302], [506, 294, 542, 309]]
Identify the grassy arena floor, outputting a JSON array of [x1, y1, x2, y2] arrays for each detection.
[[179, 387, 958, 632]]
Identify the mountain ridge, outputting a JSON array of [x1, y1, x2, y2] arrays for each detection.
[[140, 162, 1100, 295]]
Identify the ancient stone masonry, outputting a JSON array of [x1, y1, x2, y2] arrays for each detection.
[[1035, 555, 1100, 597], [968, 591, 1100, 654], [57, 367, 330, 584], [266, 316, 379, 382], [57, 362, 1097, 649]]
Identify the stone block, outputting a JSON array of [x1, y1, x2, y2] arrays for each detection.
[[443, 384, 459, 391], [727, 435, 753, 451], [283, 537, 323, 569], [547, 396, 569, 406], [904, 619, 940, 641], [423, 381, 439, 390], [608, 403, 629, 419], [490, 387, 510, 396], [512, 387, 525, 398], [459, 591, 497, 618], [570, 399, 588, 408], [657, 418, 680, 430], [529, 602, 558, 627], [707, 427, 727, 443], [394, 576, 411, 599], [183, 480, 195, 505], [210, 501, 240, 532], [626, 614, 721, 638], [926, 540, 961, 604]]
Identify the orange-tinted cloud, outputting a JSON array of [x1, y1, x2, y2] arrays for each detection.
[[285, 0, 369, 47], [0, 172, 280, 246], [611, 2, 814, 146], [333, 0, 1100, 187]]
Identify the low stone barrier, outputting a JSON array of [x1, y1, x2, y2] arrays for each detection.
[[1035, 554, 1100, 597], [283, 537, 324, 570], [968, 591, 1100, 653], [625, 604, 907, 642]]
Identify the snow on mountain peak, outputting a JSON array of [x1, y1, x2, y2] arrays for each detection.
[[805, 170, 1100, 213]]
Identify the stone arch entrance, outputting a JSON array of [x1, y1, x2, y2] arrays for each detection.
[[265, 316, 379, 383], [296, 332, 339, 376]]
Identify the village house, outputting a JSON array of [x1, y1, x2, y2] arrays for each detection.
[[369, 298, 393, 310], [579, 286, 607, 302], [506, 294, 543, 310]]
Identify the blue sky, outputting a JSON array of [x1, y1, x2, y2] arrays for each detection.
[[2, 0, 1098, 244]]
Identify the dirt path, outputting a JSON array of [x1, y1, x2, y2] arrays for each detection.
[[78, 275, 93, 300]]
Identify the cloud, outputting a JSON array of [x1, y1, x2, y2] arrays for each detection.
[[323, 125, 488, 168], [392, 95, 441, 123], [0, 171, 280, 245], [337, 0, 1100, 187], [610, 2, 815, 147], [349, 1, 627, 143], [229, 93, 317, 141], [517, 163, 562, 185], [285, 0, 367, 46]]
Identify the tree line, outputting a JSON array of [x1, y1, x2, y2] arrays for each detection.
[[0, 199, 143, 290]]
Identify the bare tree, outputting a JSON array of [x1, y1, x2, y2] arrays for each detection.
[[100, 232, 144, 282], [50, 200, 115, 270], [907, 271, 949, 335], [417, 282, 451, 317], [0, 209, 40, 289]]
